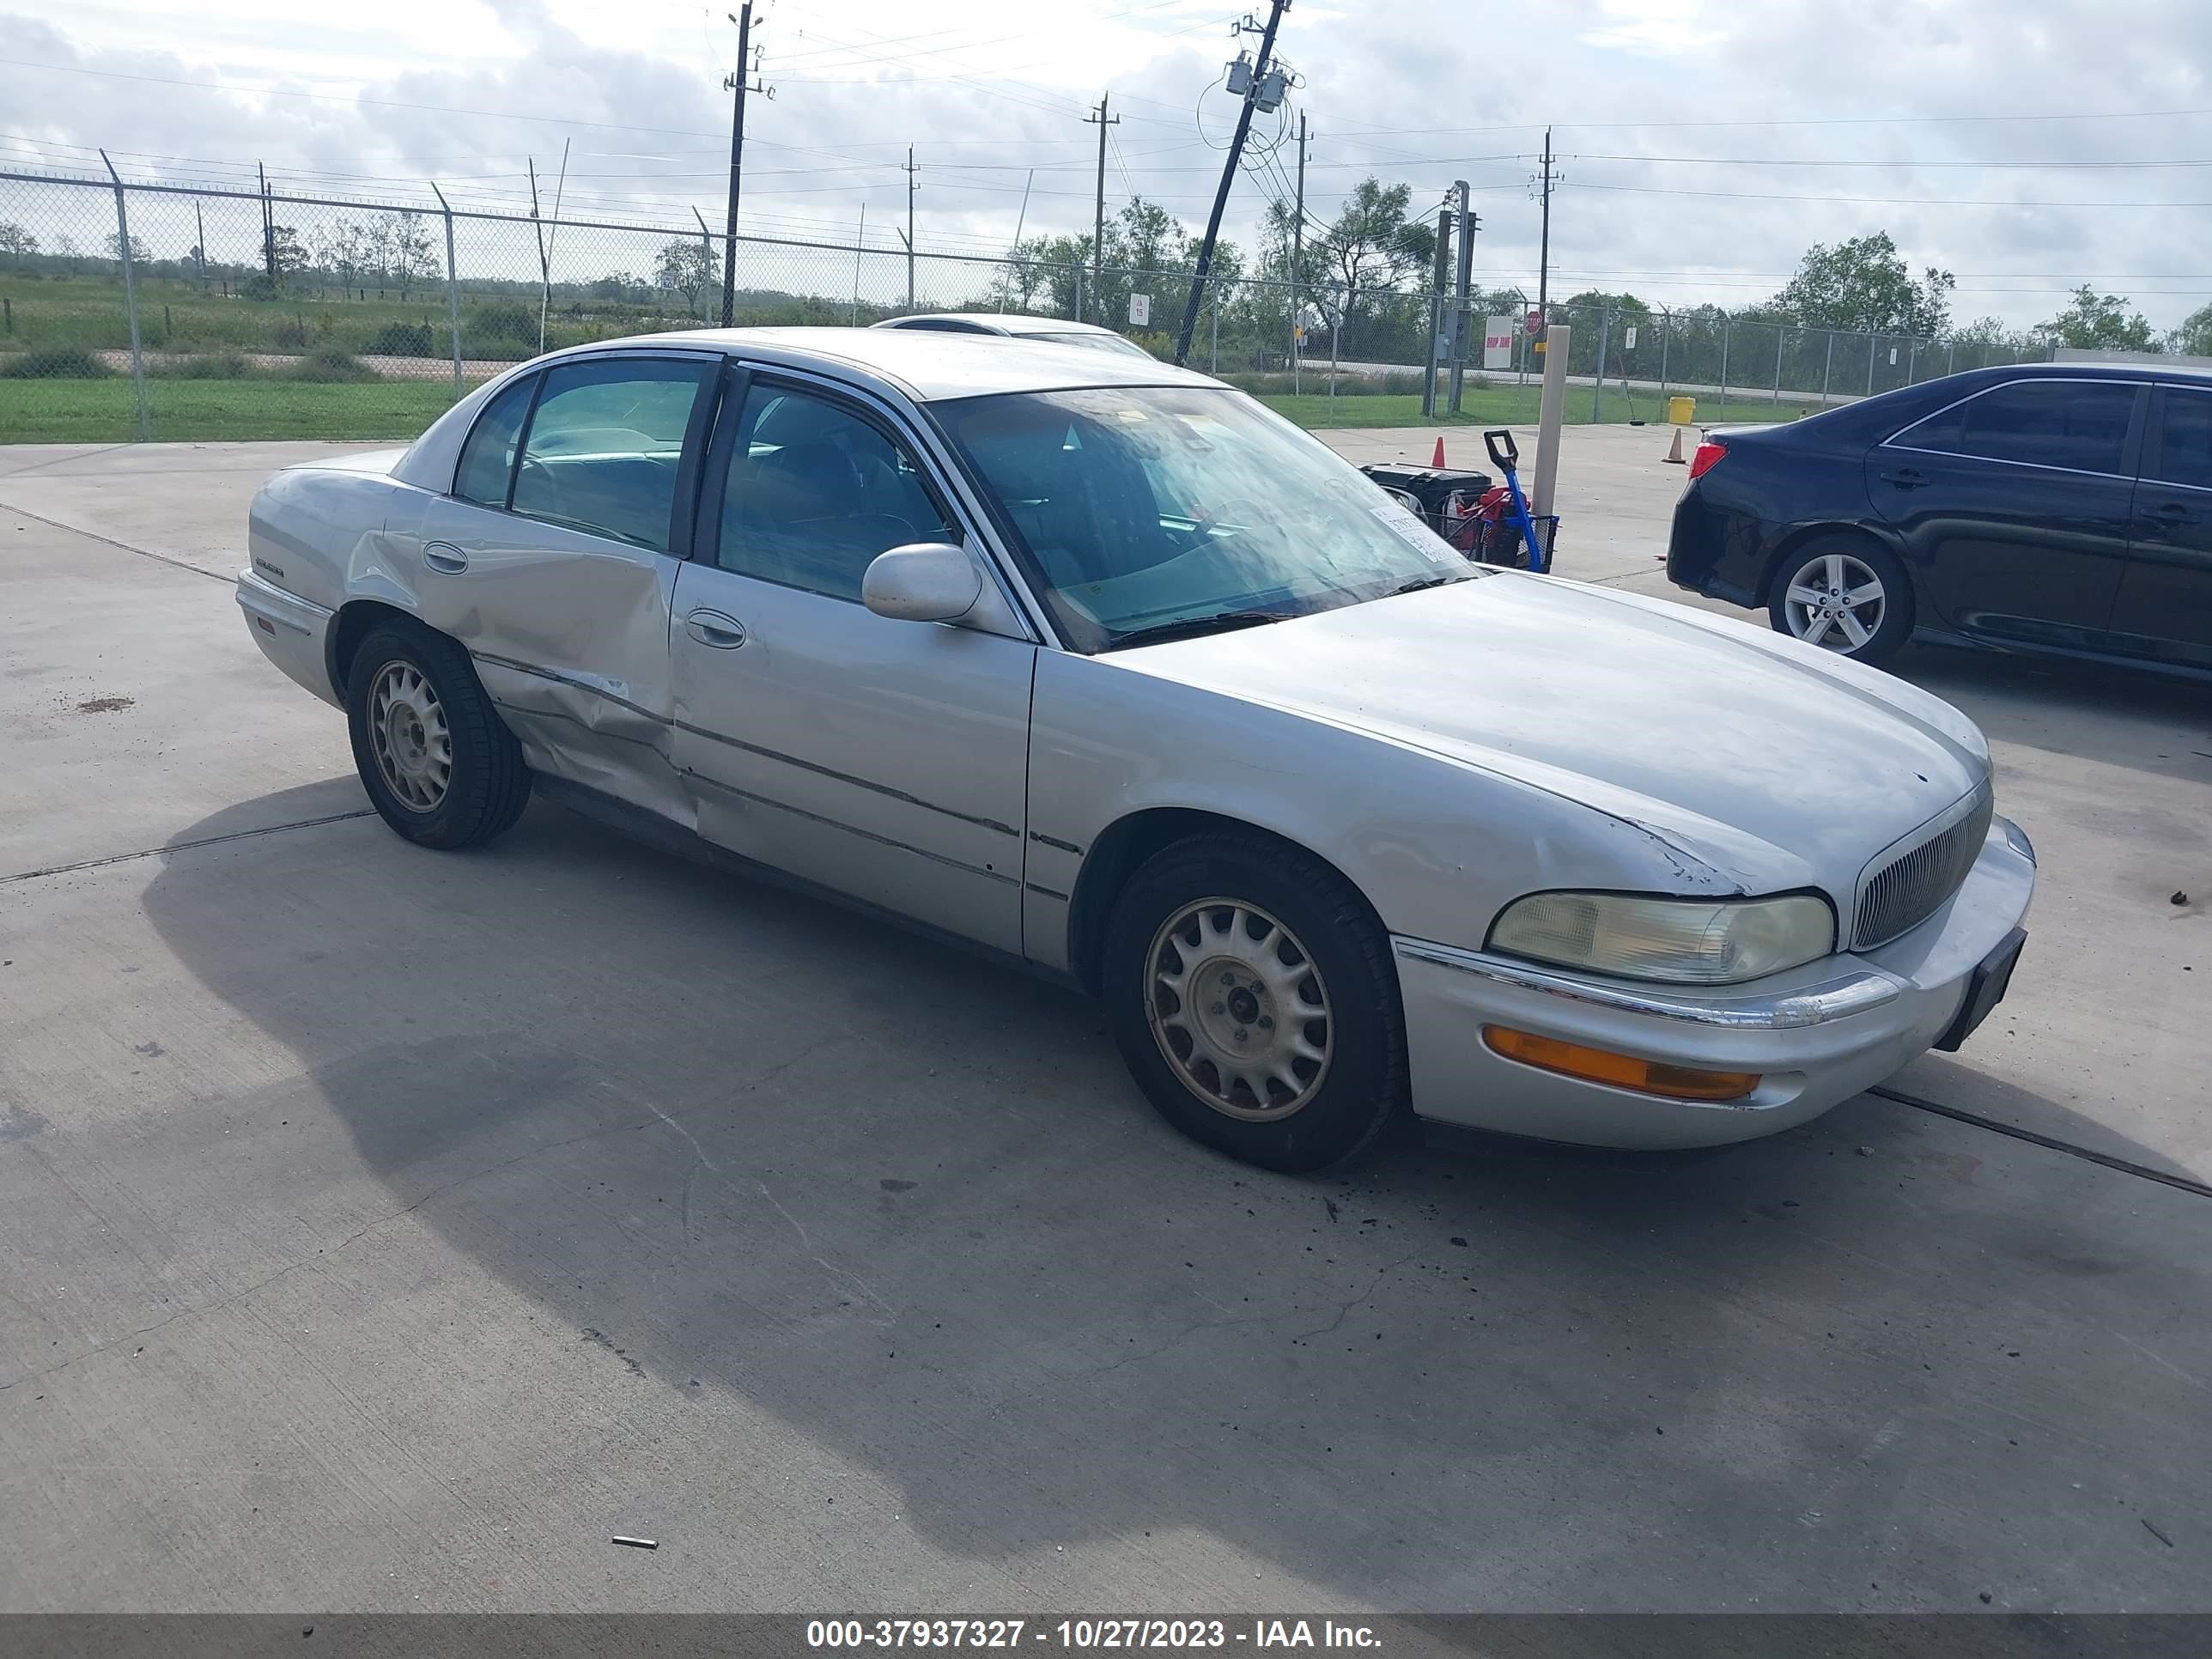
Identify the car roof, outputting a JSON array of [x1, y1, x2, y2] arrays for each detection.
[[876, 312, 1125, 339], [1984, 360, 2212, 386], [598, 325, 1211, 401]]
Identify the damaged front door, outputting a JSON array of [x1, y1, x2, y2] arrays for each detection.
[[670, 374, 1035, 955], [412, 352, 722, 824]]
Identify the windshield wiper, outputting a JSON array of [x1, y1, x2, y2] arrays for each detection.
[[1388, 573, 1464, 597], [1103, 611, 1293, 650]]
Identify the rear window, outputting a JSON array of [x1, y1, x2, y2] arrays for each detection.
[[1893, 380, 2136, 475], [454, 374, 537, 506]]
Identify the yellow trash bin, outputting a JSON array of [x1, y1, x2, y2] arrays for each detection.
[[1667, 395, 1696, 426]]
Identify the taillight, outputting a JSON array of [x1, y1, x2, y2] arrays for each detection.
[[1687, 441, 1727, 480]]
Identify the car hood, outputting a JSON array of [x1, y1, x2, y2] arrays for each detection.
[[1109, 572, 1990, 898]]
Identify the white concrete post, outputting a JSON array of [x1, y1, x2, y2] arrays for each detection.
[[1531, 322, 1571, 521]]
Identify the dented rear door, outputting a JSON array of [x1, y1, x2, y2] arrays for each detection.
[[410, 351, 724, 827]]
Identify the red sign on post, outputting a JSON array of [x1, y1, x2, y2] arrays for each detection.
[[1524, 308, 1544, 337]]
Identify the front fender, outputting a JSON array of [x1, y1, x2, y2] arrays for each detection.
[[1024, 650, 1721, 977]]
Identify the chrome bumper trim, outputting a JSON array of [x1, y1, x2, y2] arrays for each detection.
[[234, 568, 333, 633], [1390, 939, 1901, 1030]]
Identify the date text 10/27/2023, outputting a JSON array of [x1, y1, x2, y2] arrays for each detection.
[[805, 1621, 1383, 1650]]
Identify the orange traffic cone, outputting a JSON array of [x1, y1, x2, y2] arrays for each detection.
[[1431, 436, 1447, 469], [1663, 427, 1686, 465]]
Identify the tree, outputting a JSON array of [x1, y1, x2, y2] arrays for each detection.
[[2171, 301, 2212, 359], [315, 218, 374, 295], [389, 210, 438, 298], [267, 222, 307, 277], [1116, 197, 1186, 277], [655, 240, 718, 317], [1773, 232, 1954, 335], [994, 231, 1111, 321], [2038, 285, 2155, 351], [0, 222, 36, 266], [1558, 287, 1652, 326], [1306, 179, 1435, 325], [1942, 313, 2034, 370], [104, 230, 149, 266]]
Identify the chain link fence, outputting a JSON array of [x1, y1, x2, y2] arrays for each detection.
[[1533, 300, 2053, 427], [1, 166, 2056, 444]]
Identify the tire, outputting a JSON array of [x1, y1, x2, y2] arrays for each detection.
[[345, 623, 531, 849], [1102, 832, 1407, 1173], [1766, 535, 1914, 666]]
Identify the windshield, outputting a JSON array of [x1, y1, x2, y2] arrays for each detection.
[[934, 385, 1474, 650], [1031, 331, 1156, 360]]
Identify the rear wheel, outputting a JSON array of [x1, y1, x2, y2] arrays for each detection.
[[346, 623, 531, 849], [1768, 537, 1913, 665], [1102, 833, 1405, 1172]]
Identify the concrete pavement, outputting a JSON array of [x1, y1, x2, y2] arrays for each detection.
[[1, 437, 2208, 1613]]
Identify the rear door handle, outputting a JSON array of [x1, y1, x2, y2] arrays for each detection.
[[684, 609, 748, 649], [1879, 467, 1926, 491], [423, 542, 469, 574]]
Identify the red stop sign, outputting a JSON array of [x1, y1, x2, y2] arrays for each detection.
[[1524, 308, 1544, 336]]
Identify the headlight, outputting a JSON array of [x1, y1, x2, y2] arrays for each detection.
[[1486, 891, 1836, 985]]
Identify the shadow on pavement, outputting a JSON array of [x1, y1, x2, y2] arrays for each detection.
[[1892, 640, 2212, 782], [130, 781, 2212, 1608]]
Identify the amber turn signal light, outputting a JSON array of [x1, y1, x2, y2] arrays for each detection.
[[1481, 1026, 1760, 1103]]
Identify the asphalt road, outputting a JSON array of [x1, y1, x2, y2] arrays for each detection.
[[1, 434, 2207, 1613]]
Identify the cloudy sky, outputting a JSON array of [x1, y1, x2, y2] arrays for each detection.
[[3, 0, 2210, 331]]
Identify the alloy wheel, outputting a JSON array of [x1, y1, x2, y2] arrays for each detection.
[[1782, 550, 1887, 652], [367, 659, 453, 811], [1145, 898, 1333, 1121]]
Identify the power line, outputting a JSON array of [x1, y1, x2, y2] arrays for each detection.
[[1573, 179, 2212, 210], [1567, 150, 2212, 171], [1322, 106, 2212, 137], [0, 57, 736, 140]]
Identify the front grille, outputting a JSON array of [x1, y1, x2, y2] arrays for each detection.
[[1853, 784, 1994, 950]]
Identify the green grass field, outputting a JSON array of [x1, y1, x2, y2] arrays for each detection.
[[1257, 386, 1822, 429], [0, 377, 465, 443], [0, 375, 1826, 446]]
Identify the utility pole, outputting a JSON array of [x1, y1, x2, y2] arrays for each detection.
[[1085, 96, 1119, 326], [902, 147, 918, 311], [1449, 181, 1476, 414], [1290, 111, 1306, 388], [194, 200, 208, 290], [1422, 193, 1451, 420], [258, 161, 276, 284], [720, 3, 756, 328], [1534, 127, 1555, 331], [1174, 0, 1291, 368], [528, 159, 547, 351]]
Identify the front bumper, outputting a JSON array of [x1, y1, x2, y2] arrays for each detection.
[[1392, 817, 2036, 1150]]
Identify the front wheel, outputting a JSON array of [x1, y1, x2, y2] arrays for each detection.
[[346, 623, 531, 849], [1102, 833, 1407, 1172], [1767, 537, 1913, 665]]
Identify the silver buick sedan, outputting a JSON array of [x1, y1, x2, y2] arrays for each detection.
[[238, 327, 2034, 1172]]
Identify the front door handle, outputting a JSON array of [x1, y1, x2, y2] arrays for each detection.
[[684, 609, 748, 649], [423, 542, 468, 574], [2149, 499, 2192, 523], [1879, 466, 1926, 491]]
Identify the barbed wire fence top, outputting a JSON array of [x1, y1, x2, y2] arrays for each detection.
[[0, 163, 2054, 445]]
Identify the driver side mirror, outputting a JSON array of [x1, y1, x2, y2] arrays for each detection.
[[861, 542, 986, 624]]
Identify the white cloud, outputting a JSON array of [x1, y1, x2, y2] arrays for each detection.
[[4, 0, 2212, 330]]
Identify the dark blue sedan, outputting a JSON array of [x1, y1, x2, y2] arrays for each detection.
[[1666, 362, 2212, 678]]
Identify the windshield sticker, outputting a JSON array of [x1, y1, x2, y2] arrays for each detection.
[[1370, 502, 1441, 549]]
